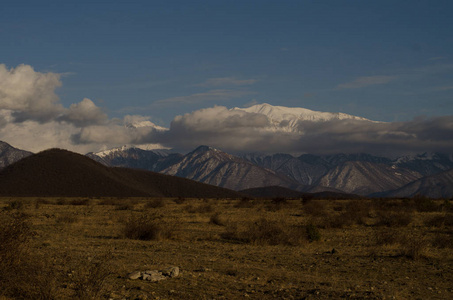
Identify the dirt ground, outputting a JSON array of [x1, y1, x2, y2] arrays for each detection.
[[0, 197, 452, 299]]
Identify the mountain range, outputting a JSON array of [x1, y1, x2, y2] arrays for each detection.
[[1, 140, 452, 198], [86, 144, 453, 198], [0, 147, 242, 198]]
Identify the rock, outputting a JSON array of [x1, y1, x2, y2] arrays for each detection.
[[127, 271, 142, 280], [161, 266, 180, 278], [143, 270, 166, 282]]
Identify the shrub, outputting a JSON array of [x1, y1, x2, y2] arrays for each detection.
[[185, 203, 213, 213], [303, 201, 326, 217], [400, 237, 428, 260], [56, 213, 79, 224], [424, 214, 453, 228], [0, 213, 58, 299], [4, 199, 24, 210], [413, 196, 439, 212], [56, 198, 68, 205], [234, 197, 255, 208], [432, 233, 453, 249], [70, 198, 91, 206], [306, 223, 321, 242], [115, 204, 134, 211], [123, 215, 172, 241], [174, 197, 186, 204], [209, 212, 225, 226], [375, 211, 413, 227], [71, 254, 112, 300], [145, 198, 165, 209], [221, 218, 306, 246], [374, 228, 401, 246]]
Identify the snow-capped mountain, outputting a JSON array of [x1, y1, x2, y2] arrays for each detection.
[[0, 141, 32, 169], [394, 153, 453, 176], [380, 168, 453, 199], [86, 143, 453, 197], [160, 146, 302, 191], [316, 161, 422, 195], [232, 103, 374, 132], [87, 145, 180, 171]]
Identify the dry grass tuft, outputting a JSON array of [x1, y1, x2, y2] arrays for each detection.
[[71, 254, 113, 300], [123, 215, 173, 241], [145, 198, 166, 209], [221, 218, 308, 246], [209, 212, 225, 226], [400, 236, 429, 260]]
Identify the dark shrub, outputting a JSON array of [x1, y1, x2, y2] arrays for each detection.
[[306, 223, 321, 242], [210, 212, 225, 226], [145, 198, 165, 209], [123, 216, 172, 241]]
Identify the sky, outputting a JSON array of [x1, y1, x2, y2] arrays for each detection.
[[1, 0, 452, 156]]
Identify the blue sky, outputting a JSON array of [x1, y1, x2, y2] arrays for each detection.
[[2, 0, 452, 124], [1, 1, 453, 154]]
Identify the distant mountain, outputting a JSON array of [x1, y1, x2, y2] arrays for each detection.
[[242, 153, 330, 185], [87, 145, 181, 172], [160, 146, 302, 191], [316, 161, 421, 195], [0, 141, 32, 169], [0, 148, 242, 198], [394, 153, 453, 176], [380, 168, 453, 199], [87, 143, 453, 197], [232, 103, 372, 133]]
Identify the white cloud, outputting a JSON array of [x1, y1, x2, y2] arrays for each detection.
[[59, 98, 108, 126], [0, 64, 63, 122], [0, 64, 166, 153]]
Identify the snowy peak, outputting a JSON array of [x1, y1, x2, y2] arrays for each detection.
[[94, 145, 171, 158], [233, 103, 372, 124]]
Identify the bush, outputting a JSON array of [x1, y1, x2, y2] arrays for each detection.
[[413, 196, 439, 212], [0, 213, 58, 299], [303, 201, 326, 217], [221, 218, 307, 246], [4, 199, 24, 210], [185, 203, 213, 213], [374, 228, 402, 246], [375, 211, 413, 227], [123, 215, 172, 241], [71, 254, 112, 300], [210, 212, 225, 226], [234, 197, 255, 208], [432, 233, 453, 249], [70, 198, 90, 206], [145, 198, 165, 209], [400, 237, 428, 260], [424, 214, 453, 228], [306, 223, 321, 242], [174, 197, 186, 204]]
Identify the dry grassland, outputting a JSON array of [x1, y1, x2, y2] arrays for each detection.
[[0, 197, 452, 299]]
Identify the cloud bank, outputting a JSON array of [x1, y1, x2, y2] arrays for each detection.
[[153, 107, 453, 156], [0, 64, 163, 153], [0, 64, 452, 157]]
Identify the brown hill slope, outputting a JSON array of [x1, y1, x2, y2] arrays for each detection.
[[0, 148, 242, 198]]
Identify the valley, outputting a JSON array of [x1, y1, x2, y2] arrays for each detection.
[[1, 197, 452, 299]]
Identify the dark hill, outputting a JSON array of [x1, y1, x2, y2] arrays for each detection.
[[0, 148, 242, 198]]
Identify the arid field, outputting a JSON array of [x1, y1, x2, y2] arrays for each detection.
[[1, 197, 452, 299]]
